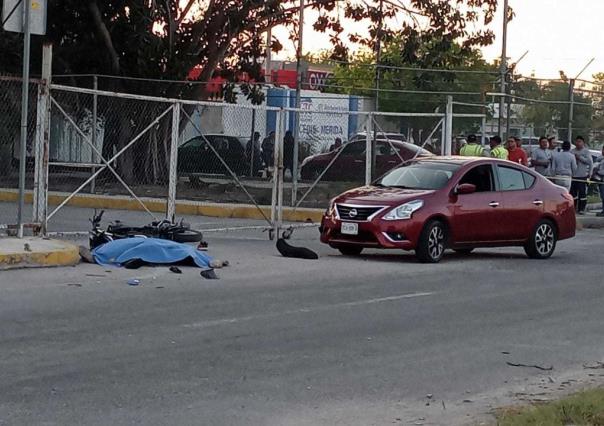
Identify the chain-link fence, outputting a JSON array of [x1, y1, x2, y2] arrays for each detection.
[[0, 75, 39, 230]]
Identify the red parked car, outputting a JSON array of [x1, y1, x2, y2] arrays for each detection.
[[300, 140, 433, 181], [320, 157, 576, 263]]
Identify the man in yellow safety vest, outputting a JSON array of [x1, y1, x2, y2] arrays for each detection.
[[490, 135, 508, 160], [459, 134, 484, 157]]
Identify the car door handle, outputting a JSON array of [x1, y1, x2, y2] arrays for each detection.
[[489, 202, 500, 207], [353, 160, 364, 163], [533, 200, 544, 206]]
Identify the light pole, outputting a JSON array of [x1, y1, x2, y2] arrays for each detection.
[[497, 0, 509, 139], [568, 58, 594, 143], [291, 0, 304, 206]]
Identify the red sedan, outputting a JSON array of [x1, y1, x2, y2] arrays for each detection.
[[320, 157, 576, 263], [300, 140, 432, 181]]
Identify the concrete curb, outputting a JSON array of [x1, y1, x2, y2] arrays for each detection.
[[0, 189, 325, 223], [0, 238, 80, 270], [577, 215, 604, 230]]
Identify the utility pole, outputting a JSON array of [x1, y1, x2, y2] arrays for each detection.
[[568, 57, 594, 143], [17, 0, 32, 238], [371, 0, 383, 180], [291, 0, 304, 206], [506, 50, 529, 139], [497, 0, 509, 139]]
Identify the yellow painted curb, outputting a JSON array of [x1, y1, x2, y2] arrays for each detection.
[[0, 189, 325, 223], [0, 240, 80, 270]]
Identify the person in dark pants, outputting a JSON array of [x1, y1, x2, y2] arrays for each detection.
[[261, 131, 275, 172], [570, 136, 593, 214], [283, 130, 295, 177], [246, 132, 262, 175], [595, 146, 604, 217]]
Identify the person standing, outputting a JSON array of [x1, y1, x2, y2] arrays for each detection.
[[552, 141, 577, 191], [531, 136, 552, 176], [329, 137, 343, 152], [459, 134, 484, 156], [489, 135, 508, 160], [570, 136, 593, 214], [246, 132, 262, 175], [594, 146, 604, 217], [261, 131, 275, 173], [507, 137, 528, 166], [283, 130, 295, 177]]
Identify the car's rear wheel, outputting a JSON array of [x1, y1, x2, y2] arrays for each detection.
[[454, 248, 474, 255], [524, 219, 557, 259], [416, 220, 447, 263], [337, 246, 363, 256]]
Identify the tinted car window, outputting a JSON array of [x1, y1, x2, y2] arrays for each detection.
[[342, 141, 366, 155], [523, 171, 536, 188], [379, 162, 460, 190], [498, 165, 526, 191], [459, 164, 495, 192], [182, 138, 204, 148], [400, 142, 432, 156], [377, 142, 396, 156]]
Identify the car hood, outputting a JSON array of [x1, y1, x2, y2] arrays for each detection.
[[335, 186, 436, 205]]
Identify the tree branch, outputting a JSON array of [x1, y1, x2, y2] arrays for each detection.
[[87, 0, 120, 74]]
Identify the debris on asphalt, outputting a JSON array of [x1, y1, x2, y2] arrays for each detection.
[[501, 351, 511, 355], [23, 243, 31, 252], [200, 269, 219, 280], [506, 361, 553, 371], [127, 279, 141, 286], [86, 274, 106, 277], [276, 238, 319, 260], [67, 283, 82, 287], [583, 361, 604, 369], [169, 266, 183, 274], [155, 286, 165, 289]]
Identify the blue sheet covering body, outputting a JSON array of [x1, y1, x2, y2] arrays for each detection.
[[92, 237, 212, 268]]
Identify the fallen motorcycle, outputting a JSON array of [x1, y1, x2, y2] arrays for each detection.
[[89, 210, 203, 249]]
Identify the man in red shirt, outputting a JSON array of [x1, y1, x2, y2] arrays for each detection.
[[507, 137, 528, 166]]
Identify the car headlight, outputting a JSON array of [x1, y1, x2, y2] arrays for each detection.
[[325, 198, 337, 216], [383, 200, 424, 221]]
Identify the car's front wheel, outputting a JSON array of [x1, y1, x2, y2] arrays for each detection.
[[524, 219, 557, 259], [416, 220, 447, 263], [337, 246, 363, 256]]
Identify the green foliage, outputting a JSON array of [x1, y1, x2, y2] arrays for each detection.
[[0, 0, 501, 103], [498, 388, 604, 426], [517, 79, 593, 140]]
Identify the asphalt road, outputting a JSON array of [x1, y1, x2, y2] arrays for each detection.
[[1, 210, 604, 425]]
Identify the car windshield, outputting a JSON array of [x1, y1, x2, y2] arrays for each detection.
[[378, 162, 460, 190]]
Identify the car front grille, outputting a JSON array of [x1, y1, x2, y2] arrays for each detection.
[[336, 204, 384, 221]]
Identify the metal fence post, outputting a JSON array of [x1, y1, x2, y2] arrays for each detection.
[[90, 75, 98, 193], [365, 113, 373, 185], [568, 79, 575, 143], [166, 102, 180, 221], [445, 96, 453, 156], [481, 115, 487, 147], [33, 43, 52, 235], [270, 109, 283, 239], [276, 109, 285, 230]]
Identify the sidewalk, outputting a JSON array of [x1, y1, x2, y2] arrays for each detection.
[[0, 237, 80, 270], [577, 211, 604, 229]]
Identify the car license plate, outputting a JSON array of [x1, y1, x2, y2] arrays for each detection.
[[341, 222, 358, 235]]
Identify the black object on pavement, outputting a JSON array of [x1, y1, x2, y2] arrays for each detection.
[[276, 238, 318, 260]]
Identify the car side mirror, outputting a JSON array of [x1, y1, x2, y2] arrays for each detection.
[[455, 183, 477, 195]]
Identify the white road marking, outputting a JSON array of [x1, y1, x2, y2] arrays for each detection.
[[183, 292, 435, 329]]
